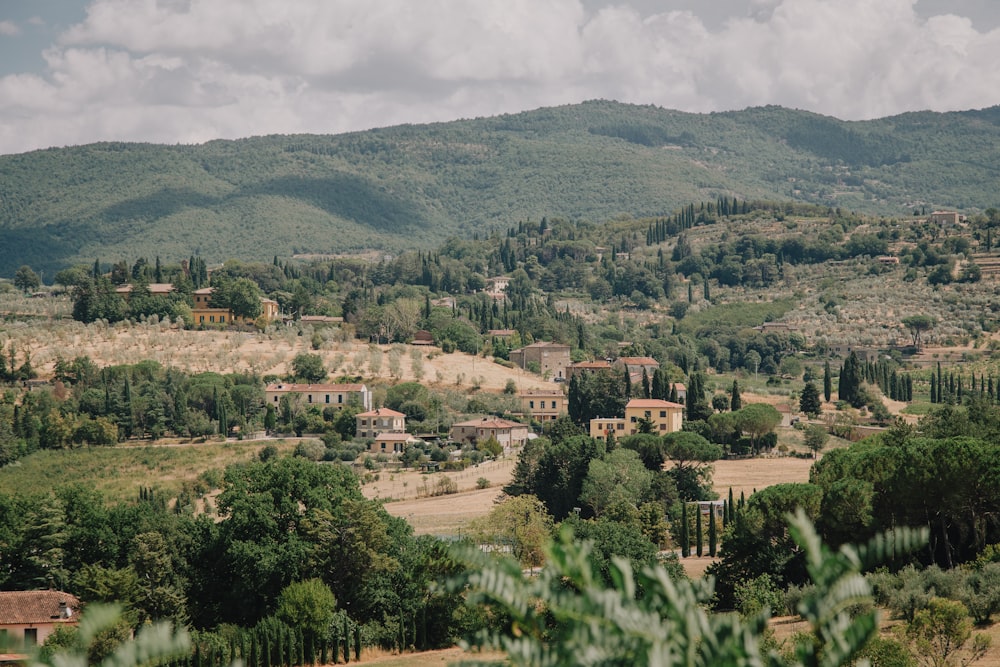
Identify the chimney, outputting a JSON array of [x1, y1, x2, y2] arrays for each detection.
[[59, 601, 72, 619]]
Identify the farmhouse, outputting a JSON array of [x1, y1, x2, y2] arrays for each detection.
[[589, 398, 685, 439], [356, 407, 406, 439], [615, 356, 660, 377], [265, 383, 372, 411], [509, 341, 571, 380], [519, 390, 567, 423], [367, 431, 421, 456], [192, 287, 280, 326], [450, 417, 530, 450], [0, 591, 79, 649], [114, 283, 176, 299], [566, 359, 612, 379]]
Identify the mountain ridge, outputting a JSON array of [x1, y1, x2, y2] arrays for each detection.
[[2, 100, 998, 277]]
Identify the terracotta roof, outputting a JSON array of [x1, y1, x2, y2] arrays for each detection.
[[115, 283, 175, 294], [374, 432, 418, 442], [626, 399, 685, 409], [517, 341, 569, 349], [357, 408, 405, 418], [265, 383, 366, 392], [0, 591, 79, 625], [193, 287, 215, 295], [570, 361, 612, 369], [619, 356, 659, 366], [519, 390, 564, 398], [452, 417, 527, 429]]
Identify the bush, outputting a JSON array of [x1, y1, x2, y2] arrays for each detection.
[[476, 477, 491, 489]]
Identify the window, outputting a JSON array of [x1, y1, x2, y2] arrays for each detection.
[[220, 316, 225, 322], [660, 424, 667, 430], [199, 316, 204, 323], [209, 315, 215, 323], [529, 401, 535, 409], [338, 395, 343, 404], [273, 396, 279, 402], [24, 628, 37, 646], [307, 395, 312, 403], [660, 410, 666, 417], [644, 411, 651, 419], [630, 416, 637, 422], [616, 423, 624, 430]]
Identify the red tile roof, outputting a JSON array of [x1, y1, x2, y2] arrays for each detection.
[[452, 417, 527, 429], [266, 383, 366, 392], [0, 591, 79, 625], [626, 399, 685, 409], [357, 408, 405, 418]]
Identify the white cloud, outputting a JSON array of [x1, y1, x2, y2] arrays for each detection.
[[1, 0, 999, 154], [0, 20, 20, 36]]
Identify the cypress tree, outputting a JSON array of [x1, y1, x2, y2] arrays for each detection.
[[930, 372, 937, 403], [824, 361, 833, 403], [728, 487, 735, 522], [695, 505, 703, 557], [641, 368, 651, 399], [708, 507, 718, 557], [730, 380, 742, 411], [680, 502, 690, 558]]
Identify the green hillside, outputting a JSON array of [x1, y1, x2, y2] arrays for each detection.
[[1, 100, 999, 277]]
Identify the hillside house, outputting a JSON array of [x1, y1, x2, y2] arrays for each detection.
[[367, 432, 421, 456], [0, 591, 79, 649], [114, 283, 176, 299], [192, 287, 280, 326], [615, 356, 660, 378], [509, 342, 571, 380], [589, 398, 685, 439], [566, 360, 612, 379], [450, 417, 530, 450], [265, 383, 372, 411], [519, 390, 567, 423], [929, 211, 964, 226], [356, 407, 406, 439]]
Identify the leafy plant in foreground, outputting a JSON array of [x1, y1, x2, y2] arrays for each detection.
[[454, 509, 927, 667]]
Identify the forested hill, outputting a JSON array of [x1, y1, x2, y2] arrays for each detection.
[[2, 100, 999, 277]]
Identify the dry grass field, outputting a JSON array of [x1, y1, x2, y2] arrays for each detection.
[[0, 315, 554, 394], [371, 440, 817, 537]]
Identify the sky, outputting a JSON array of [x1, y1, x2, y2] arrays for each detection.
[[1, 0, 999, 155]]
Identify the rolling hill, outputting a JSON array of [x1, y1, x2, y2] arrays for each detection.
[[1, 100, 999, 278]]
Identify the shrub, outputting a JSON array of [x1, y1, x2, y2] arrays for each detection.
[[476, 477, 491, 489]]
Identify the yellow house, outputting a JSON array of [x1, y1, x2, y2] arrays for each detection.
[[265, 383, 373, 411], [589, 398, 684, 439], [519, 390, 566, 423], [192, 287, 279, 326], [356, 407, 406, 439], [625, 398, 684, 434]]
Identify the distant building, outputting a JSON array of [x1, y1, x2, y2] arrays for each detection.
[[519, 390, 567, 423], [929, 211, 964, 226], [265, 383, 372, 411], [411, 330, 435, 346], [0, 591, 79, 649], [114, 283, 176, 300], [367, 432, 421, 456], [566, 360, 612, 379], [589, 398, 684, 439], [192, 287, 279, 326], [450, 417, 530, 450], [509, 342, 571, 380], [356, 407, 406, 439], [615, 356, 660, 378]]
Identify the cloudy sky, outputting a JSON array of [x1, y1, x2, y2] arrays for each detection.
[[1, 0, 999, 155]]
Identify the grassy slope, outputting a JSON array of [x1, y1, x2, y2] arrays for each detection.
[[2, 101, 999, 277], [0, 439, 299, 502]]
